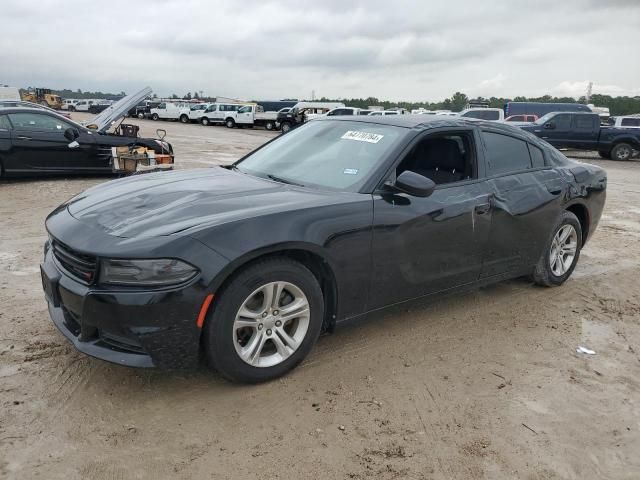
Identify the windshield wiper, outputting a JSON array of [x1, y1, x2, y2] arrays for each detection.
[[266, 174, 305, 187]]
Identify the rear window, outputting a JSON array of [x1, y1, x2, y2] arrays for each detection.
[[482, 131, 532, 176], [528, 144, 545, 168], [574, 115, 595, 130]]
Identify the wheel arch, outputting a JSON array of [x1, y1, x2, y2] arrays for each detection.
[[565, 202, 590, 245], [207, 243, 339, 334]]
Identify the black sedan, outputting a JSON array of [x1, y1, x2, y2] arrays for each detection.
[[41, 116, 606, 382], [0, 107, 172, 177]]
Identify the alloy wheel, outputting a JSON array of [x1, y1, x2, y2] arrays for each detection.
[[549, 224, 578, 276], [233, 281, 310, 368]]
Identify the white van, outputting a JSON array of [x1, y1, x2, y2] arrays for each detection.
[[197, 103, 245, 126], [0, 86, 21, 101], [149, 102, 190, 121], [458, 108, 504, 121]]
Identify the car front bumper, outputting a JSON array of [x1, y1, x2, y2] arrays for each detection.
[[41, 246, 208, 369]]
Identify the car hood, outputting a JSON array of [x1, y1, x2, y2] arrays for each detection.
[[66, 167, 340, 238], [83, 87, 152, 133]]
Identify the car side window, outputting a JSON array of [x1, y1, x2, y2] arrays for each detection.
[[482, 131, 532, 176], [7, 112, 72, 131], [574, 115, 595, 130], [528, 144, 545, 168], [0, 115, 11, 130], [621, 118, 640, 127], [396, 132, 475, 185]]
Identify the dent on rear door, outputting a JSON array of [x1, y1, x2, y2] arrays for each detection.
[[482, 169, 566, 277]]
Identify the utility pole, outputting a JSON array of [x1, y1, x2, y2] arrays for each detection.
[[311, 90, 315, 101]]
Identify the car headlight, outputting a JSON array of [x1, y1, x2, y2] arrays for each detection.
[[99, 258, 198, 286]]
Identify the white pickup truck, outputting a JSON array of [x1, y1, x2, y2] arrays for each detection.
[[149, 102, 191, 121], [229, 104, 280, 130]]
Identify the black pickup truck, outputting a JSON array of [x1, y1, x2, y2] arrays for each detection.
[[520, 112, 640, 160]]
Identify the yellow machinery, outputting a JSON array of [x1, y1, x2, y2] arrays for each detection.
[[21, 88, 62, 109]]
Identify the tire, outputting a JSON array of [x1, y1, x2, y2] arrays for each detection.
[[151, 113, 159, 121], [225, 118, 235, 128], [265, 121, 274, 131], [598, 150, 611, 159], [610, 143, 633, 161], [179, 114, 189, 123], [532, 211, 582, 287], [280, 122, 292, 134], [137, 112, 145, 119], [201, 117, 210, 126], [69, 106, 75, 112], [203, 258, 324, 383]]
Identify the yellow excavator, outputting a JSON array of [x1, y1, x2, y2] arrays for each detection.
[[21, 88, 62, 109]]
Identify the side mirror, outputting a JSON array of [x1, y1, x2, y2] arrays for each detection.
[[64, 127, 80, 141], [544, 121, 556, 130], [393, 171, 436, 197]]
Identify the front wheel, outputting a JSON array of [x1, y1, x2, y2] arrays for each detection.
[[265, 121, 274, 131], [179, 114, 189, 123], [203, 258, 324, 383], [611, 143, 633, 161], [533, 211, 582, 287], [225, 118, 235, 128], [151, 113, 159, 121], [280, 122, 292, 134], [201, 117, 210, 126]]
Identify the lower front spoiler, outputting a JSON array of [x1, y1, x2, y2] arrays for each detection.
[[48, 301, 155, 368]]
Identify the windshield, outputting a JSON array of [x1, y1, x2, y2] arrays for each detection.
[[236, 120, 405, 191]]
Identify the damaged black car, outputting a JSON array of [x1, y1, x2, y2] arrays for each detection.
[[0, 87, 173, 177], [41, 116, 606, 382]]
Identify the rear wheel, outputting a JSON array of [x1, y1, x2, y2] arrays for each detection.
[[611, 143, 633, 161], [203, 258, 324, 383], [533, 211, 582, 287], [225, 118, 235, 128], [179, 114, 189, 123], [201, 117, 210, 126], [151, 113, 159, 121], [137, 112, 144, 119], [265, 121, 274, 131]]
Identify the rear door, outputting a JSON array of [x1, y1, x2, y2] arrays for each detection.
[[479, 130, 565, 277], [7, 112, 96, 172], [571, 114, 599, 149]]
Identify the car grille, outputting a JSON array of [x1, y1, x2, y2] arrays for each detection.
[[52, 240, 98, 284]]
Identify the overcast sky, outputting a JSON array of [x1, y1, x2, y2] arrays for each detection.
[[1, 0, 638, 101]]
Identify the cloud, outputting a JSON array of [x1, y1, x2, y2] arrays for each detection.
[[1, 0, 639, 101]]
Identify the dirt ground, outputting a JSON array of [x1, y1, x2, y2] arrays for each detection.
[[1, 114, 639, 480]]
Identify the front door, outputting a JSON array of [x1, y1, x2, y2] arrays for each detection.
[[7, 112, 94, 172], [368, 129, 492, 309]]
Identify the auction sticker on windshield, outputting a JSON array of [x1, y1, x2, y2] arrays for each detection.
[[341, 131, 384, 144]]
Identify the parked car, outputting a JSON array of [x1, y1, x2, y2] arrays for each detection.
[[61, 99, 79, 111], [41, 115, 606, 382], [505, 114, 538, 123], [88, 101, 113, 114], [607, 116, 640, 129], [128, 100, 161, 119], [0, 88, 173, 177], [520, 112, 640, 160], [74, 100, 95, 112], [458, 108, 504, 121], [186, 103, 211, 123], [0, 100, 72, 119], [505, 102, 592, 118], [276, 102, 345, 133]]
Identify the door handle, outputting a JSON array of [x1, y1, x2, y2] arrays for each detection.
[[475, 203, 491, 214], [17, 135, 32, 140]]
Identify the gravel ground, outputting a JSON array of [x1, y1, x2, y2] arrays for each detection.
[[0, 114, 639, 479]]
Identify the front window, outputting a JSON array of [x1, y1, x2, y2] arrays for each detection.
[[236, 120, 405, 191], [238, 106, 252, 113]]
